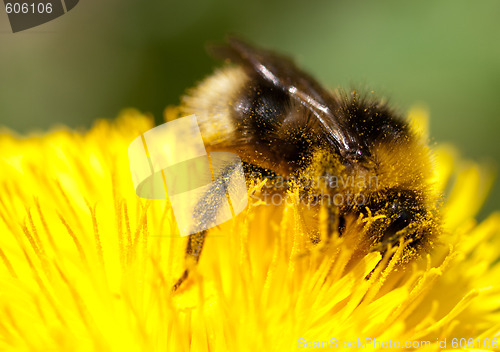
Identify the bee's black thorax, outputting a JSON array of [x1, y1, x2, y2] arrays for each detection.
[[231, 78, 319, 173], [230, 79, 412, 178], [336, 92, 409, 145]]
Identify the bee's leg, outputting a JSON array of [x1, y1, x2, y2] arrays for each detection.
[[171, 184, 222, 292], [172, 229, 207, 291], [292, 189, 346, 246], [326, 204, 346, 240], [327, 205, 338, 240], [172, 157, 244, 291], [172, 269, 188, 292]]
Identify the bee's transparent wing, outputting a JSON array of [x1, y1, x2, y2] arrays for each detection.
[[210, 37, 367, 161]]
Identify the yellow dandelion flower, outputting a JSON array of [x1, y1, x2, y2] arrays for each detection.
[[1, 108, 500, 352]]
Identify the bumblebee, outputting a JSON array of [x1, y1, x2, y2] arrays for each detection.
[[172, 37, 441, 290]]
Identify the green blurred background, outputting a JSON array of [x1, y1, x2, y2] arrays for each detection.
[[1, 0, 499, 217]]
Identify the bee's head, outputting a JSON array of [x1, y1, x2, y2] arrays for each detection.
[[359, 188, 441, 257]]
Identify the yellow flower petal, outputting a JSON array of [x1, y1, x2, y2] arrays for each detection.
[[0, 110, 499, 351]]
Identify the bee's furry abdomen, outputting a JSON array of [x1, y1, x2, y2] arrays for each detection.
[[180, 66, 249, 148]]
